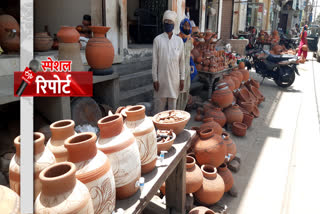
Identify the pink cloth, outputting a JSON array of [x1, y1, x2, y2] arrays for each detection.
[[298, 31, 307, 58]]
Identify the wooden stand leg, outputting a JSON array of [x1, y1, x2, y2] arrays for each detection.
[[165, 155, 186, 214]]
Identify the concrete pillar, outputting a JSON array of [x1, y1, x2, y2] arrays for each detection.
[[91, 0, 103, 26], [199, 0, 207, 32]]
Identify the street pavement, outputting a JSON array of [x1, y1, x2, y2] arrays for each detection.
[[187, 53, 320, 214]]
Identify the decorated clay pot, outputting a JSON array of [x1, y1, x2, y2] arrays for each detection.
[[194, 165, 225, 205], [194, 128, 227, 168], [217, 163, 234, 192], [57, 26, 80, 43], [189, 206, 216, 214], [239, 69, 250, 82], [0, 14, 20, 42], [224, 105, 243, 125], [124, 105, 157, 174], [232, 122, 247, 136], [186, 156, 203, 194], [211, 83, 234, 109], [86, 26, 115, 70], [64, 132, 116, 214], [34, 162, 94, 214], [222, 132, 236, 163], [34, 32, 53, 52], [242, 113, 254, 128], [97, 114, 141, 199], [0, 185, 20, 214], [10, 132, 56, 199], [46, 120, 76, 162], [204, 107, 226, 127], [200, 118, 223, 135]]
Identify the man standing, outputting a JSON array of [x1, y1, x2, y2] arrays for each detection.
[[152, 10, 185, 113]]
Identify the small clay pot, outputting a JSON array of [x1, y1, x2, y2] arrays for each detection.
[[239, 101, 254, 113], [232, 122, 247, 137], [57, 26, 80, 43], [217, 163, 234, 192], [204, 107, 227, 127], [242, 113, 254, 128], [224, 105, 244, 125], [34, 32, 53, 52]]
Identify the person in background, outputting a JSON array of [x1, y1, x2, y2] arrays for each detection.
[[152, 10, 185, 113], [295, 23, 300, 35], [297, 25, 308, 62], [76, 15, 92, 38]]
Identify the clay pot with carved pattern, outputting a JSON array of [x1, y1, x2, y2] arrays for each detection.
[[222, 132, 236, 163], [223, 104, 244, 125], [200, 118, 223, 135], [217, 163, 234, 192], [211, 83, 234, 109], [204, 107, 227, 127]]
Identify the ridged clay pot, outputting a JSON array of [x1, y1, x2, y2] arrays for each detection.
[[204, 107, 227, 127], [222, 132, 236, 163], [186, 156, 203, 194], [194, 165, 225, 205], [34, 162, 94, 214], [232, 122, 247, 137], [97, 114, 141, 199], [65, 132, 116, 214], [9, 132, 56, 199], [0, 185, 20, 214], [224, 104, 244, 125], [211, 83, 234, 109], [124, 105, 157, 174], [189, 206, 216, 214], [34, 32, 53, 52], [200, 118, 223, 136], [242, 113, 254, 128], [217, 163, 234, 192], [194, 128, 227, 168], [46, 120, 76, 162], [57, 26, 80, 43]]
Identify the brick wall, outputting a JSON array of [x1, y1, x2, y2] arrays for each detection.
[[220, 0, 233, 40]]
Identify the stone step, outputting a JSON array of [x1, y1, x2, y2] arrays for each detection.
[[113, 56, 152, 76], [120, 69, 153, 91], [120, 84, 154, 106]]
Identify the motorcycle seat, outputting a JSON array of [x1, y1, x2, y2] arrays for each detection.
[[267, 54, 297, 63]]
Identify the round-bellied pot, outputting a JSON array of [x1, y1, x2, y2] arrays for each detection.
[[224, 104, 244, 125], [194, 165, 225, 205], [34, 32, 53, 52], [64, 132, 116, 214], [230, 70, 243, 83], [217, 163, 234, 192], [96, 114, 141, 199], [242, 113, 254, 128], [239, 69, 250, 82], [222, 75, 236, 91], [186, 156, 203, 194], [1, 28, 20, 53], [57, 26, 80, 43], [86, 26, 115, 70], [124, 105, 157, 174], [222, 132, 236, 163], [189, 206, 216, 214], [34, 162, 94, 214], [211, 83, 234, 109], [0, 185, 20, 214], [232, 122, 247, 137], [46, 120, 76, 162], [0, 14, 20, 42], [203, 102, 215, 115], [200, 118, 223, 136], [231, 76, 241, 89], [238, 101, 254, 113], [9, 132, 56, 199], [194, 128, 226, 168], [204, 107, 227, 127]]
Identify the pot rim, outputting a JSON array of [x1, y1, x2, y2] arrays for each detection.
[[233, 122, 247, 129], [50, 119, 75, 130]]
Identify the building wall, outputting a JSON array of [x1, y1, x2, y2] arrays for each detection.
[[221, 0, 233, 40], [128, 0, 139, 21]]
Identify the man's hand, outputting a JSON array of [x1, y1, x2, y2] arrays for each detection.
[[153, 81, 159, 91], [180, 80, 184, 91]]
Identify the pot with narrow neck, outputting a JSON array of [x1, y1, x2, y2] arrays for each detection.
[[222, 132, 236, 162], [217, 163, 234, 192], [186, 156, 203, 193]]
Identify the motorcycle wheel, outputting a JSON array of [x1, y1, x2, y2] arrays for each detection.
[[274, 69, 296, 88]]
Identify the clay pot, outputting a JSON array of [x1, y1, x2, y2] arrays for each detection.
[[64, 132, 116, 214], [238, 101, 254, 113], [224, 105, 243, 125], [1, 28, 19, 53], [209, 67, 215, 72], [157, 131, 176, 154], [0, 14, 20, 42], [46, 120, 76, 163], [195, 112, 204, 121], [250, 86, 265, 103], [249, 79, 260, 88], [232, 122, 247, 136], [0, 185, 20, 214], [217, 163, 234, 192], [34, 162, 94, 213], [34, 32, 53, 52], [204, 107, 227, 127], [230, 70, 244, 83], [186, 156, 203, 194], [86, 26, 115, 70], [239, 69, 250, 82], [195, 56, 203, 63], [222, 75, 235, 91], [238, 61, 245, 69], [10, 133, 56, 199], [196, 64, 203, 71], [239, 106, 250, 115], [194, 165, 225, 205], [231, 76, 240, 89], [203, 66, 209, 71], [191, 48, 201, 58], [211, 83, 234, 109], [97, 114, 141, 199], [194, 128, 227, 168], [238, 87, 255, 103], [58, 42, 85, 71], [222, 132, 236, 163], [57, 26, 80, 43], [189, 206, 216, 214], [252, 105, 260, 118], [124, 105, 157, 174], [200, 118, 223, 136]]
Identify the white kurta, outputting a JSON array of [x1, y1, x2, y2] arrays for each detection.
[[152, 33, 185, 99]]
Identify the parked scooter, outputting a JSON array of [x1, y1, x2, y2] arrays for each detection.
[[245, 48, 300, 88]]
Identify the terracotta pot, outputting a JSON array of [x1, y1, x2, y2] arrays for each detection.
[[222, 75, 235, 91], [232, 122, 247, 136], [211, 83, 234, 109], [189, 206, 216, 214], [195, 56, 203, 63], [252, 105, 260, 118], [46, 120, 76, 162], [10, 132, 56, 199], [0, 14, 20, 42], [57, 26, 80, 43], [249, 79, 260, 88], [239, 87, 255, 103], [194, 165, 225, 205], [222, 132, 236, 162], [34, 162, 94, 213], [124, 105, 157, 174], [64, 132, 116, 214], [196, 64, 203, 71], [194, 128, 227, 168], [186, 156, 203, 194], [157, 131, 176, 154], [238, 101, 254, 113], [250, 86, 265, 103], [200, 118, 223, 135], [217, 163, 234, 192], [97, 114, 141, 199], [1, 27, 20, 53], [239, 69, 250, 82], [195, 112, 204, 121], [0, 185, 20, 214], [58, 42, 85, 71], [191, 48, 201, 58], [239, 106, 250, 115], [231, 76, 241, 89], [230, 70, 244, 83], [242, 113, 254, 128], [203, 66, 209, 71], [34, 32, 53, 52], [224, 105, 243, 125], [209, 67, 215, 72], [204, 107, 227, 127], [238, 61, 245, 69], [203, 102, 215, 115]]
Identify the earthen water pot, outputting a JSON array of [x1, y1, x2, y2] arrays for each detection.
[[242, 112, 254, 128], [217, 163, 234, 192], [224, 104, 244, 125], [186, 156, 203, 194], [1, 28, 20, 53], [222, 75, 235, 91], [194, 128, 227, 168], [86, 26, 115, 70], [230, 70, 244, 84], [10, 132, 56, 199], [34, 162, 94, 214], [34, 32, 53, 52], [64, 132, 116, 213], [231, 76, 241, 89], [203, 102, 215, 115], [239, 69, 250, 82], [97, 114, 141, 199], [232, 122, 247, 136], [222, 132, 236, 163], [211, 83, 234, 109], [204, 107, 227, 127], [189, 206, 216, 214], [124, 105, 157, 174], [194, 165, 225, 205], [0, 14, 20, 42], [57, 26, 80, 43], [0, 184, 20, 214], [200, 118, 223, 135]]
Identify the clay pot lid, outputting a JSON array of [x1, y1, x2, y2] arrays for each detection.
[[201, 164, 217, 179], [232, 122, 247, 130]]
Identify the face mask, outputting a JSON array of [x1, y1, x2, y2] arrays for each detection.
[[183, 28, 191, 35], [164, 23, 174, 33]]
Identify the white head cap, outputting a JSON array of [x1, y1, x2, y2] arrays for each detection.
[[163, 10, 177, 24]]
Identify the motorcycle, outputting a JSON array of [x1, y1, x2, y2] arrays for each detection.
[[245, 48, 300, 88], [279, 33, 299, 50]]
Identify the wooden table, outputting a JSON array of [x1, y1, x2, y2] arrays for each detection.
[[114, 129, 196, 214]]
